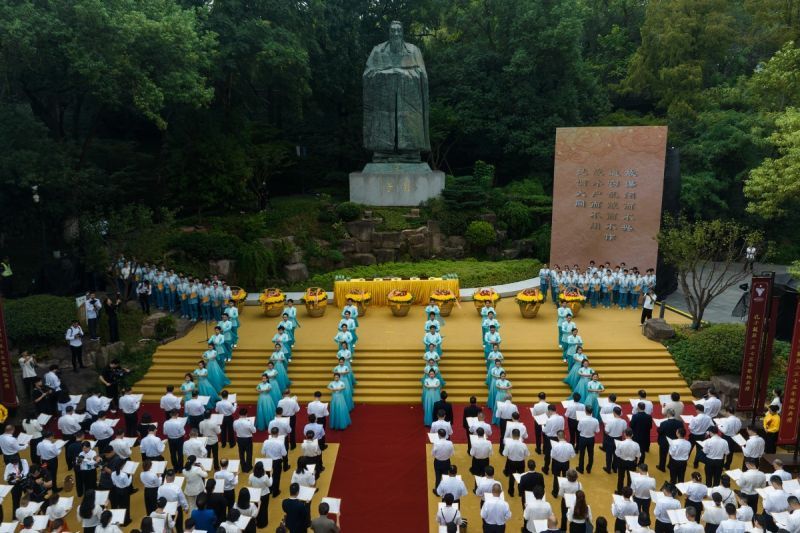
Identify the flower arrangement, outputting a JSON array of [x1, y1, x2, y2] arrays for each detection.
[[387, 289, 414, 303], [429, 289, 457, 302], [515, 288, 544, 303], [259, 288, 285, 305], [473, 288, 499, 302], [558, 287, 587, 303], [304, 287, 328, 305], [230, 287, 248, 303], [344, 290, 371, 302]]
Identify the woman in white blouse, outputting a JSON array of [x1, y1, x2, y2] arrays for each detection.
[[94, 510, 123, 533], [78, 489, 105, 533], [140, 459, 163, 515], [21, 415, 43, 465], [182, 455, 208, 512], [109, 463, 132, 526], [150, 496, 176, 533], [566, 490, 592, 533], [234, 488, 259, 533], [558, 468, 583, 530], [248, 461, 272, 528], [290, 457, 316, 488]]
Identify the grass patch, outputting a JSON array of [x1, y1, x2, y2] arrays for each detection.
[[294, 259, 542, 291], [370, 207, 425, 231]]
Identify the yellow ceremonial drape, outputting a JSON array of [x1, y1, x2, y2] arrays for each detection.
[[333, 279, 461, 307]]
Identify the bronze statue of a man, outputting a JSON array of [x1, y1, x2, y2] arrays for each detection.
[[363, 21, 430, 163]]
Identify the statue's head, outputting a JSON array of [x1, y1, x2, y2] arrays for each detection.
[[389, 20, 403, 47]]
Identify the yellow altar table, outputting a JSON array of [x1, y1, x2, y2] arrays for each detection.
[[334, 279, 461, 307]]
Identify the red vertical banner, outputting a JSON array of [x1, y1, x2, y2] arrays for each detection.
[[778, 299, 800, 444], [737, 275, 774, 411], [756, 295, 782, 412], [0, 298, 19, 408]]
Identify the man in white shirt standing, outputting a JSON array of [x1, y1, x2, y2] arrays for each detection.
[[614, 428, 641, 494], [631, 462, 657, 516], [89, 411, 114, 450], [278, 389, 301, 450], [37, 431, 62, 489], [185, 391, 207, 430], [158, 469, 190, 532], [141, 425, 165, 460], [307, 392, 330, 450], [164, 410, 187, 469], [183, 428, 207, 460], [300, 430, 324, 476], [496, 394, 519, 455], [542, 404, 564, 475], [742, 426, 765, 468], [577, 404, 600, 474], [65, 320, 86, 371], [689, 404, 713, 468], [110, 428, 132, 459], [737, 460, 766, 511], [432, 428, 455, 488], [435, 464, 468, 503], [215, 390, 236, 448], [0, 425, 26, 464], [118, 387, 141, 438], [199, 411, 221, 470], [57, 406, 83, 443], [550, 430, 576, 497], [532, 392, 549, 455], [716, 407, 742, 469], [502, 428, 530, 497], [261, 427, 288, 497], [480, 483, 512, 532], [603, 406, 627, 474], [160, 386, 182, 419], [84, 292, 102, 340], [701, 427, 729, 487], [431, 410, 453, 439], [303, 414, 326, 461], [641, 288, 657, 325], [564, 393, 584, 447], [469, 427, 493, 476], [233, 407, 256, 473]]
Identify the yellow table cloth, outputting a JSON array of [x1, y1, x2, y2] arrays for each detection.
[[334, 279, 461, 307]]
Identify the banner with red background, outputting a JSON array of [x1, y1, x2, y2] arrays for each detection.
[[737, 275, 773, 411]]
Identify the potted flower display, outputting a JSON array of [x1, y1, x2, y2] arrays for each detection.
[[472, 288, 500, 315], [515, 288, 544, 318], [387, 289, 414, 317], [429, 288, 458, 316], [344, 289, 371, 316], [559, 287, 587, 316], [230, 286, 248, 311], [303, 287, 328, 318], [258, 288, 285, 317]]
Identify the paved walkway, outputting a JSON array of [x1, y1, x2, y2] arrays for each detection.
[[663, 262, 789, 324]]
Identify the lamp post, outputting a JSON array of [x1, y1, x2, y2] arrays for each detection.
[[32, 185, 47, 288]]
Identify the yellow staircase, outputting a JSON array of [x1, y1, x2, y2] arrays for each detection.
[[134, 301, 692, 404]]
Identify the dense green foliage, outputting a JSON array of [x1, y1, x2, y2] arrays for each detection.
[[6, 296, 76, 347], [465, 221, 497, 249], [3, 0, 800, 284], [665, 324, 790, 392], [300, 259, 542, 291]]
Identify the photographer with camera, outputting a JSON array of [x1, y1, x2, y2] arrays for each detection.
[[65, 321, 86, 371], [4, 454, 30, 510]]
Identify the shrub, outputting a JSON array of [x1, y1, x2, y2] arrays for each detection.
[[335, 202, 362, 222], [6, 295, 76, 348], [504, 201, 532, 239], [442, 175, 489, 211], [154, 315, 177, 341], [465, 221, 496, 248], [235, 242, 285, 290]]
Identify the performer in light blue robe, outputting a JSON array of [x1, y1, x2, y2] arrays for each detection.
[[572, 361, 593, 402], [200, 282, 213, 322], [332, 363, 354, 411], [423, 344, 440, 365], [166, 270, 178, 313], [483, 325, 501, 359], [337, 342, 353, 365], [226, 302, 240, 347], [208, 328, 228, 368], [272, 326, 292, 361], [630, 275, 642, 310], [284, 299, 300, 330], [270, 345, 291, 390], [480, 300, 497, 319], [425, 299, 444, 326], [177, 276, 189, 318], [212, 283, 225, 322], [219, 316, 234, 359], [328, 374, 351, 430], [188, 279, 200, 322], [556, 301, 573, 346], [586, 373, 605, 419], [338, 312, 357, 346], [180, 373, 196, 402], [492, 375, 512, 425], [193, 362, 218, 408], [481, 312, 499, 342], [424, 313, 441, 333], [422, 361, 445, 386], [278, 315, 295, 347], [342, 299, 359, 327], [601, 271, 614, 308], [486, 344, 503, 372], [618, 270, 630, 309], [255, 376, 276, 431], [263, 363, 282, 404], [563, 348, 587, 390], [487, 361, 505, 409], [564, 330, 583, 367], [335, 356, 357, 388], [333, 327, 354, 355], [539, 265, 551, 303], [421, 371, 441, 426], [560, 317, 576, 360], [423, 326, 443, 356], [203, 344, 231, 392]]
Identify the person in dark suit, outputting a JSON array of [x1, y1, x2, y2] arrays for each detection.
[[204, 479, 229, 527], [656, 408, 683, 472], [463, 395, 482, 453], [630, 402, 653, 464], [517, 459, 545, 508], [433, 391, 453, 424], [283, 483, 311, 533]]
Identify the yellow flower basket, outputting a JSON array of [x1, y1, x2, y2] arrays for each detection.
[[345, 290, 371, 316], [515, 288, 544, 318], [0, 403, 7, 424], [473, 288, 499, 314], [259, 288, 285, 317], [388, 290, 413, 317], [304, 287, 328, 318], [230, 286, 247, 310], [559, 288, 586, 317], [430, 288, 458, 316]]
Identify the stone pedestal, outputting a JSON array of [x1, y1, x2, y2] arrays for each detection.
[[349, 162, 444, 206]]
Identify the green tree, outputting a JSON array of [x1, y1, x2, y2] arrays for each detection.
[[657, 215, 763, 329], [745, 108, 800, 218]]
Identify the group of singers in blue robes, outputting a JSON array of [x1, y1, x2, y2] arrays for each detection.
[[558, 305, 605, 418], [421, 299, 447, 426]]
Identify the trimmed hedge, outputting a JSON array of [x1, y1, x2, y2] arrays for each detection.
[[301, 259, 542, 291], [665, 323, 790, 391], [6, 295, 76, 348]]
